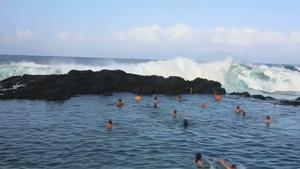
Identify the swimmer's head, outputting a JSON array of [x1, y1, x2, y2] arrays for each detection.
[[236, 106, 240, 109], [195, 153, 202, 162], [231, 164, 237, 169], [266, 115, 271, 120], [118, 99, 122, 102], [183, 119, 189, 128], [154, 96, 157, 100], [108, 120, 112, 124], [174, 110, 177, 113]]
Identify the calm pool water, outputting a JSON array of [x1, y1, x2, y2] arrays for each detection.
[[0, 94, 299, 169]]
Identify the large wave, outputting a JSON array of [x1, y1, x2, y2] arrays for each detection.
[[1, 57, 300, 98]]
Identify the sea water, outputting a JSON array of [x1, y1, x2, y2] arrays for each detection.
[[0, 94, 300, 169], [0, 55, 300, 168]]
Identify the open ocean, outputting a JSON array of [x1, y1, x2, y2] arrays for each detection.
[[0, 55, 300, 169]]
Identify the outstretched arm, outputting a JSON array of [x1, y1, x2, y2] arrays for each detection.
[[217, 159, 232, 169]]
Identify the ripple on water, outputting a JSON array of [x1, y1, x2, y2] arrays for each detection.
[[0, 94, 300, 169]]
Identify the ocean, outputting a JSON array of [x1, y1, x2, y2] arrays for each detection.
[[1, 55, 300, 99], [0, 55, 300, 169]]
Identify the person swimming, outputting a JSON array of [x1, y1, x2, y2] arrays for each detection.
[[214, 91, 221, 101], [217, 159, 237, 169], [265, 115, 272, 124], [115, 99, 124, 108], [201, 103, 208, 109], [176, 95, 182, 102], [153, 96, 158, 108], [172, 110, 177, 118], [235, 106, 241, 113], [183, 119, 189, 128], [134, 94, 142, 103], [242, 111, 246, 117], [106, 120, 113, 129], [195, 153, 205, 168]]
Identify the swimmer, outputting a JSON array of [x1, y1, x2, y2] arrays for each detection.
[[242, 110, 246, 117], [195, 153, 205, 168], [214, 91, 221, 101], [264, 115, 272, 124], [217, 159, 236, 169], [201, 103, 208, 109], [172, 110, 177, 118], [106, 120, 113, 129], [115, 99, 124, 108], [183, 119, 189, 128], [134, 94, 142, 103], [176, 95, 182, 102], [153, 96, 158, 108], [235, 106, 241, 113]]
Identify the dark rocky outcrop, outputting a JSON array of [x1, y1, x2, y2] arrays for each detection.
[[228, 92, 251, 97], [229, 92, 300, 106], [229, 92, 276, 100], [279, 99, 300, 106], [0, 69, 226, 101]]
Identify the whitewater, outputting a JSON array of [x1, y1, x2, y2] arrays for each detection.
[[0, 56, 300, 99]]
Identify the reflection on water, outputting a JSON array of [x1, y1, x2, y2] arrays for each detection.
[[0, 94, 299, 169]]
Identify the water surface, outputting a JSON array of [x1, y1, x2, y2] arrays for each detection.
[[0, 94, 299, 169]]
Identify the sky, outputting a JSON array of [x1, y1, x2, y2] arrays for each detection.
[[0, 0, 299, 63]]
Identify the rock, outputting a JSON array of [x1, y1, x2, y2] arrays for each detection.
[[265, 96, 275, 100], [228, 92, 251, 97], [251, 95, 266, 100], [279, 100, 300, 106], [0, 69, 226, 101]]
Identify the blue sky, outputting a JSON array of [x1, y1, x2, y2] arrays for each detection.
[[0, 0, 300, 63]]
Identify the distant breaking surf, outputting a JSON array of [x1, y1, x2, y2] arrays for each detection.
[[0, 56, 300, 99]]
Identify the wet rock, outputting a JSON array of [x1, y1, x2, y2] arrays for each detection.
[[279, 100, 300, 106], [251, 95, 266, 100], [0, 69, 226, 101], [228, 92, 251, 97]]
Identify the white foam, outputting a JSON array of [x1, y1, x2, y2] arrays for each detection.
[[1, 57, 300, 99]]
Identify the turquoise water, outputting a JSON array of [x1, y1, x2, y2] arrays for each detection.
[[0, 94, 299, 169]]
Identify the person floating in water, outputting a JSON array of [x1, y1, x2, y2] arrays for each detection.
[[195, 153, 205, 168], [183, 119, 189, 128], [214, 91, 221, 101], [217, 159, 237, 169], [241, 110, 246, 117], [200, 103, 208, 109], [153, 96, 158, 108], [235, 106, 241, 113], [134, 94, 142, 103], [106, 120, 113, 129], [264, 115, 272, 126], [172, 110, 177, 118], [115, 99, 124, 108], [176, 95, 182, 102]]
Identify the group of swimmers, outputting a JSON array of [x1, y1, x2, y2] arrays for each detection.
[[106, 93, 273, 168], [195, 153, 236, 169]]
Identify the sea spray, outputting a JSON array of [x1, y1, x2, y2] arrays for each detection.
[[1, 57, 300, 99]]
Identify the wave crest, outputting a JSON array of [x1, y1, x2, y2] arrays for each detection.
[[1, 57, 300, 98]]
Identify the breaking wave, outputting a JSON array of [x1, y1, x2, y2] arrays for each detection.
[[1, 57, 300, 98]]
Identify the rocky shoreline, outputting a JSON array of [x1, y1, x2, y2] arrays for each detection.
[[0, 69, 299, 106], [0, 69, 225, 101], [229, 92, 300, 106]]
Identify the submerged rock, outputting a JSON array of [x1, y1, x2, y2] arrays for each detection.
[[0, 69, 226, 101]]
